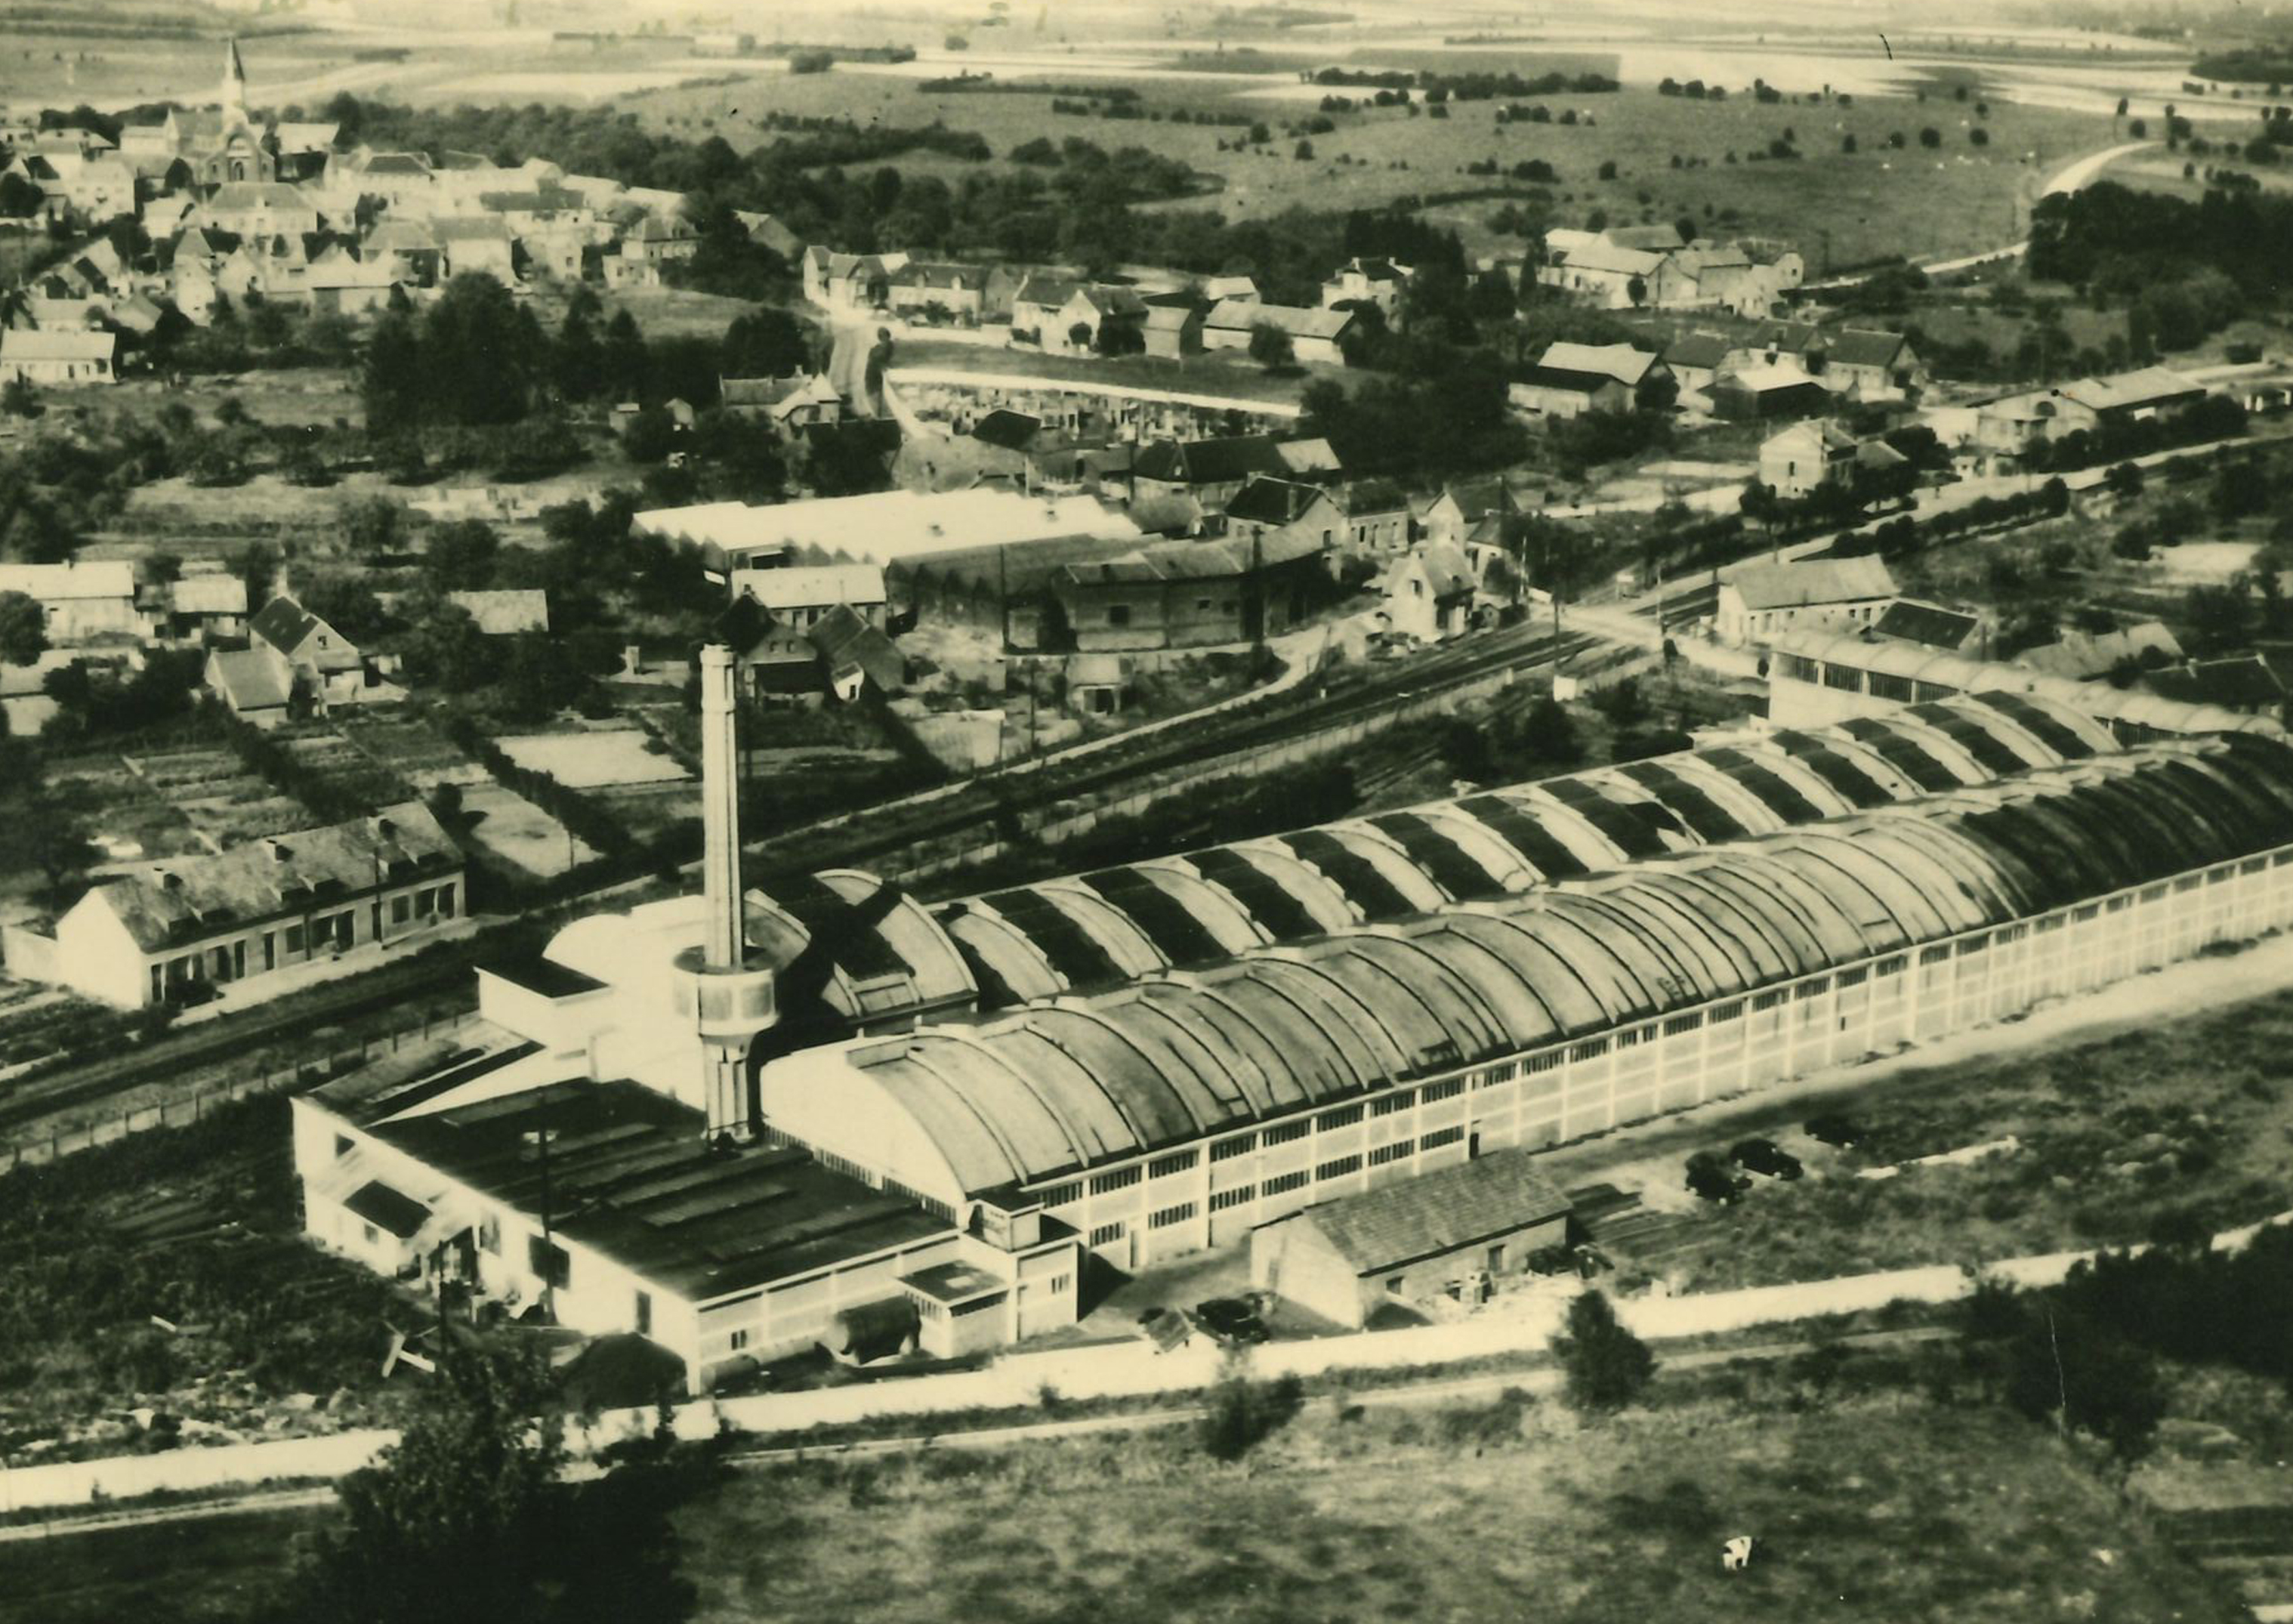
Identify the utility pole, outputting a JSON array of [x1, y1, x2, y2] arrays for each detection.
[[527, 1105, 557, 1324]]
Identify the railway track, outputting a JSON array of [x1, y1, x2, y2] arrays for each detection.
[[1, 624, 1607, 1140]]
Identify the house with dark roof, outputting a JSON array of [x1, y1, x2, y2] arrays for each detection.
[[1221, 476, 1344, 554], [1871, 599, 1981, 653], [811, 603, 906, 700], [1056, 530, 1327, 651], [245, 593, 384, 711], [885, 261, 988, 324], [1662, 330, 1733, 397], [715, 594, 824, 701], [1131, 434, 1344, 508], [2143, 653, 2291, 720], [1381, 542, 1480, 643], [1419, 477, 1517, 550], [1250, 1150, 1572, 1327], [1743, 321, 1927, 402], [8, 802, 463, 1009]]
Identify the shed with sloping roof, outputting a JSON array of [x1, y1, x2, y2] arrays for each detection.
[[1250, 1150, 1572, 1326]]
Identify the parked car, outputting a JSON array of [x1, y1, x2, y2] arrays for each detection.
[[1685, 1150, 1751, 1203], [1804, 1113, 1868, 1149], [1193, 1297, 1270, 1345], [1732, 1138, 1804, 1180]]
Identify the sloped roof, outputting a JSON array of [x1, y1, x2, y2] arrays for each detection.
[[206, 181, 311, 211], [1224, 476, 1332, 526], [1872, 599, 1978, 651], [969, 409, 1043, 452], [171, 573, 248, 615], [1664, 331, 1733, 369], [205, 647, 292, 712], [1013, 274, 1084, 309], [2014, 623, 2183, 681], [735, 563, 887, 613], [1529, 341, 1659, 390], [2056, 367, 2207, 413], [251, 594, 360, 670], [0, 330, 115, 363], [2146, 655, 2289, 712], [0, 561, 134, 600], [85, 801, 458, 952], [1725, 557, 1897, 612], [1204, 298, 1353, 341], [1134, 434, 1290, 486], [1294, 1150, 1572, 1272]]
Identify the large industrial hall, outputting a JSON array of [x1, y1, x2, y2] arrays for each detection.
[[294, 649, 2293, 1388]]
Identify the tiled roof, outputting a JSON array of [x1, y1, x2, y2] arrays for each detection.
[[1725, 557, 1898, 611], [1224, 476, 1329, 526], [1296, 1150, 1572, 1274], [88, 801, 459, 953], [1872, 599, 1978, 651]]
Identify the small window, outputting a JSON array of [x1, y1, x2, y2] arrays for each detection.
[[1108, 604, 1131, 627], [729, 1327, 751, 1351], [391, 895, 412, 924], [334, 1134, 354, 1159], [527, 1235, 570, 1289], [1386, 1276, 1404, 1294], [361, 1223, 378, 1245]]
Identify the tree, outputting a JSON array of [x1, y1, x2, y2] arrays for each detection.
[[1918, 125, 1942, 148], [721, 306, 808, 380], [1553, 1289, 1654, 1412], [360, 307, 424, 437], [2003, 1308, 2168, 1465], [1248, 322, 1295, 369], [341, 496, 406, 562], [554, 289, 606, 403], [24, 802, 97, 908], [1293, 138, 1315, 160], [0, 376, 36, 418], [1198, 1354, 1304, 1461], [0, 591, 46, 665], [621, 406, 680, 465], [1625, 273, 1647, 307], [2103, 460, 2145, 500], [601, 309, 650, 403], [400, 597, 498, 693], [293, 1347, 567, 1624], [425, 519, 501, 592]]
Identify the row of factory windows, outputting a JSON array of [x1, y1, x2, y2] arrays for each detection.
[[1020, 848, 2293, 1267], [150, 884, 458, 1001]]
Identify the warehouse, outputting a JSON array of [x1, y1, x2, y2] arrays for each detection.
[[759, 730, 2293, 1272]]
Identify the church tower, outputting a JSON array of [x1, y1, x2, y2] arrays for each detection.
[[221, 38, 249, 131]]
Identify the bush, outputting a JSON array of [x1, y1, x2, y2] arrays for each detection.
[[1199, 1359, 1304, 1460], [1554, 1289, 1653, 1412]]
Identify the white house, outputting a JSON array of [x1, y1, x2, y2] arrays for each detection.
[[729, 563, 890, 630], [1202, 299, 1356, 366], [0, 330, 116, 387], [1714, 557, 1898, 647], [0, 562, 142, 641]]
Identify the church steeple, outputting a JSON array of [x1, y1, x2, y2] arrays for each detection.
[[221, 37, 248, 127]]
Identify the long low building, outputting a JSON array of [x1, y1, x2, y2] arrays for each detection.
[[634, 489, 1140, 576], [759, 731, 2293, 1270], [1769, 628, 2282, 741]]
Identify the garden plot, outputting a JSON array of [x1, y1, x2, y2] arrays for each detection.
[[33, 755, 201, 866], [457, 783, 596, 880], [280, 730, 411, 809], [340, 718, 489, 791], [496, 729, 692, 789], [120, 747, 307, 849]]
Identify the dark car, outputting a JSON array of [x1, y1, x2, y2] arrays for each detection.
[[1685, 1150, 1750, 1203], [1731, 1137, 1805, 1180], [1193, 1297, 1270, 1345], [1804, 1113, 1867, 1150]]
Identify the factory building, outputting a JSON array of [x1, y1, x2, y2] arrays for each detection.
[[295, 659, 2293, 1382]]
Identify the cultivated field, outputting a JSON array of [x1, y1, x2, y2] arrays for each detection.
[[455, 781, 594, 880], [495, 728, 691, 789]]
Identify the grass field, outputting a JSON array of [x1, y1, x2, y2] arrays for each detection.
[[1599, 966, 2293, 1294], [675, 1396, 2233, 1624]]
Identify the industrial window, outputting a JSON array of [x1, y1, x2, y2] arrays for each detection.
[[437, 884, 455, 919], [1526, 1051, 1563, 1073], [1316, 1104, 1363, 1132], [1835, 966, 1867, 988], [391, 894, 412, 925], [1477, 1061, 1519, 1088], [1422, 1125, 1464, 1151], [1708, 1002, 1742, 1024], [1616, 1028, 1642, 1049], [1107, 604, 1131, 627], [285, 924, 306, 953], [1036, 1183, 1081, 1209], [1570, 1039, 1609, 1062], [1148, 1150, 1198, 1179], [1316, 1154, 1362, 1181], [1148, 1202, 1196, 1230], [1422, 1079, 1463, 1104], [1048, 1274, 1072, 1294], [1663, 1014, 1703, 1036], [1088, 1221, 1128, 1247], [527, 1237, 569, 1289], [1209, 1134, 1255, 1163], [1263, 1119, 1308, 1147], [1370, 1091, 1413, 1119], [1874, 956, 1907, 976], [729, 1328, 750, 1352], [1209, 1185, 1255, 1212], [1752, 990, 1788, 1011], [1920, 945, 1952, 965], [1264, 1170, 1307, 1196], [1795, 980, 1827, 1000], [1368, 1139, 1414, 1166], [1089, 1166, 1141, 1196]]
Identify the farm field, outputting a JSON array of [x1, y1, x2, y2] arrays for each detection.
[[336, 717, 486, 791], [890, 341, 1323, 407], [122, 743, 308, 850]]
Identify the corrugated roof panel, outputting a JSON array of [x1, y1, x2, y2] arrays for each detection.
[[1838, 718, 1967, 792], [1611, 761, 1751, 842], [1363, 814, 1510, 901], [1452, 796, 1593, 879], [1962, 691, 2100, 760], [1766, 730, 1900, 808], [1699, 749, 1832, 824], [1904, 702, 2043, 776], [1186, 847, 1323, 941], [1279, 829, 1419, 921], [983, 890, 1125, 988], [1529, 779, 1674, 860], [1079, 869, 1227, 968]]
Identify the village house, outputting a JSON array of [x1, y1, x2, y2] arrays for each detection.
[[1975, 366, 2211, 457], [1759, 419, 1862, 499], [1130, 433, 1342, 508], [1008, 273, 1080, 344], [1380, 543, 1479, 643], [0, 330, 117, 387], [160, 570, 252, 644], [0, 562, 143, 642], [716, 594, 825, 702], [2, 803, 463, 1011], [811, 604, 907, 702], [884, 261, 987, 324], [728, 563, 890, 631], [433, 217, 518, 282], [231, 594, 390, 713], [1743, 321, 1927, 403], [1419, 477, 1519, 550], [1335, 480, 1414, 556], [1660, 331, 1733, 400], [803, 247, 910, 311], [1201, 298, 1356, 366], [1056, 531, 1325, 651], [2014, 622, 2183, 681], [1508, 341, 1668, 418], [1045, 284, 1149, 357], [1142, 301, 1205, 359], [193, 181, 322, 242], [1221, 476, 1347, 556], [1868, 599, 1983, 655], [1711, 363, 1833, 423], [1250, 1151, 1573, 1329], [1320, 256, 1412, 323], [1714, 557, 1899, 647]]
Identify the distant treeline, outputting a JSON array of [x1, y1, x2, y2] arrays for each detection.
[[1313, 66, 1619, 99], [917, 75, 1141, 101], [2190, 49, 2293, 85], [2029, 179, 2293, 300]]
